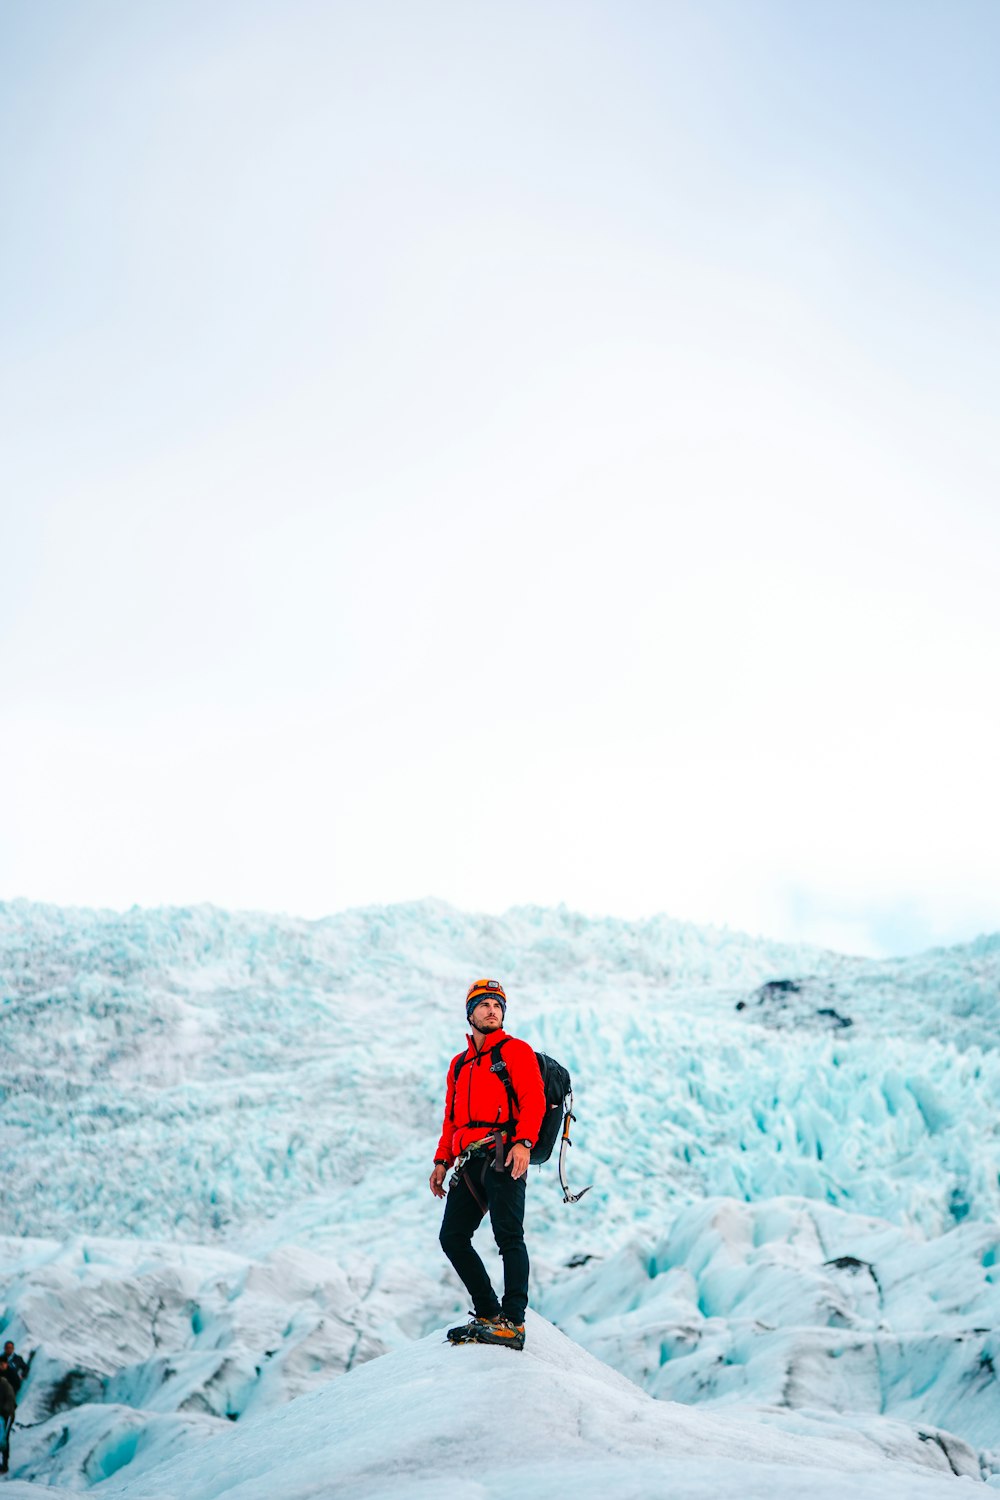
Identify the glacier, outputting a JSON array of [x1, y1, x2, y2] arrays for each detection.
[[1, 897, 998, 1493]]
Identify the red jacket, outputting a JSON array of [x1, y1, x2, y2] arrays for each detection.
[[434, 1029, 545, 1166]]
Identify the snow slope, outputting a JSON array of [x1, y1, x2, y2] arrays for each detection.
[[68, 1318, 988, 1498]]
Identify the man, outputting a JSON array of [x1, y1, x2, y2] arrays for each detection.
[[0, 1359, 15, 1474], [1, 1345, 27, 1388], [430, 978, 545, 1351], [0, 1345, 25, 1396]]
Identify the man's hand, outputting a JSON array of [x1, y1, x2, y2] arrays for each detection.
[[429, 1164, 448, 1198], [505, 1142, 530, 1180]]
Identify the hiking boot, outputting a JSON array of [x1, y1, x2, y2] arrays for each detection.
[[468, 1316, 525, 1350], [446, 1312, 501, 1344]]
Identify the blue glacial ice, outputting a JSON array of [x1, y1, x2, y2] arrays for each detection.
[[1, 897, 998, 1493]]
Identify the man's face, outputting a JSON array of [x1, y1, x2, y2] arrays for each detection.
[[470, 997, 504, 1032], [2, 1345, 10, 1357]]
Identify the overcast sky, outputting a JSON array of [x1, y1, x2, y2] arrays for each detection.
[[1, 0, 998, 957]]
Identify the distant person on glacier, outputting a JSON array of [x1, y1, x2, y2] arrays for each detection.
[[429, 979, 545, 1351], [0, 1361, 15, 1473], [1, 1345, 27, 1388]]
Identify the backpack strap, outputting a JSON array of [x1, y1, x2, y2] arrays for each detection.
[[447, 1055, 462, 1124], [487, 1038, 520, 1115], [448, 1050, 482, 1119]]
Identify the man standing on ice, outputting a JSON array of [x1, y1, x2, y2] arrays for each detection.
[[429, 979, 545, 1350]]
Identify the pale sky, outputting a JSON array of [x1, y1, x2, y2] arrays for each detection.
[[2, 0, 998, 957]]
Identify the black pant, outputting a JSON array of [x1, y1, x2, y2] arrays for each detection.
[[439, 1152, 529, 1324]]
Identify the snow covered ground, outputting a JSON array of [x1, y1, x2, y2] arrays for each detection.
[[0, 1316, 987, 1500], [1, 898, 998, 1493]]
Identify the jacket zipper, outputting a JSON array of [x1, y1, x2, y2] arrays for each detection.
[[463, 1043, 503, 1128]]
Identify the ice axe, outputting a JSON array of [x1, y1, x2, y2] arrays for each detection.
[[558, 1094, 592, 1204]]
